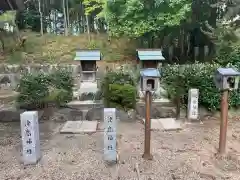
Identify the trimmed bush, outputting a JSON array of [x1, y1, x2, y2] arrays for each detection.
[[162, 63, 240, 111], [17, 69, 74, 109], [102, 71, 137, 110], [17, 73, 50, 109], [48, 69, 74, 103], [108, 83, 136, 110], [103, 71, 136, 86]]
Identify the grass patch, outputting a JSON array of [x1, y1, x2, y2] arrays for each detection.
[[0, 11, 16, 22], [0, 31, 137, 64]]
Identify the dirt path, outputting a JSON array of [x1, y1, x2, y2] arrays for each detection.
[[0, 118, 240, 180]]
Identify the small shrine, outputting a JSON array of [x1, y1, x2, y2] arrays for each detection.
[[136, 49, 165, 69], [74, 49, 102, 82], [139, 68, 161, 91], [136, 49, 165, 92]]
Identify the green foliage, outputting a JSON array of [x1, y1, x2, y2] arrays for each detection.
[[87, 40, 98, 49], [17, 69, 74, 109], [83, 0, 105, 17], [162, 63, 240, 111], [45, 88, 70, 106], [7, 51, 24, 64], [0, 11, 16, 22], [215, 41, 240, 67], [108, 83, 136, 110], [17, 73, 50, 109], [104, 0, 191, 37], [49, 69, 74, 93], [102, 71, 137, 110], [103, 71, 136, 86]]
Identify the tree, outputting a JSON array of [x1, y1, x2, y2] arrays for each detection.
[[38, 0, 43, 36], [62, 0, 68, 36], [104, 0, 191, 38]]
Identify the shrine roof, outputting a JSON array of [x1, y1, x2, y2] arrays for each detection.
[[136, 49, 165, 61], [217, 68, 240, 76], [74, 49, 102, 61]]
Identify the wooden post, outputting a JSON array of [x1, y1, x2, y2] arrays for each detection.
[[142, 90, 153, 160], [219, 90, 229, 154]]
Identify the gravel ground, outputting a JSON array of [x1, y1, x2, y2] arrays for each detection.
[[1, 117, 240, 180]]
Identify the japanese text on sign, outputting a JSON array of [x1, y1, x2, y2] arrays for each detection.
[[187, 89, 199, 120], [104, 108, 117, 162], [21, 111, 41, 165]]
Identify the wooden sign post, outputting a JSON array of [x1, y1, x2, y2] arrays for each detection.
[[219, 90, 229, 154], [142, 90, 153, 160]]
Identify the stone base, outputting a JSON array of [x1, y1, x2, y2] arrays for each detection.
[[137, 99, 176, 119], [142, 118, 182, 131], [60, 121, 98, 134], [158, 118, 182, 131]]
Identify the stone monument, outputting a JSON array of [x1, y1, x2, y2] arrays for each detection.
[[20, 111, 41, 165], [104, 108, 117, 162], [187, 89, 199, 120]]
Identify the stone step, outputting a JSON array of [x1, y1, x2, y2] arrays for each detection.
[[141, 118, 182, 131], [136, 106, 176, 119], [67, 100, 104, 110], [0, 91, 18, 104], [60, 121, 98, 134], [137, 98, 174, 107]]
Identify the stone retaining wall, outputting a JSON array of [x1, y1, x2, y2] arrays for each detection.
[[0, 64, 81, 90]]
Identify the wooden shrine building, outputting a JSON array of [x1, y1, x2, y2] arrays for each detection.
[[74, 49, 102, 82]]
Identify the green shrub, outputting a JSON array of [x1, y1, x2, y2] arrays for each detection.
[[17, 69, 74, 109], [162, 63, 240, 111], [102, 71, 137, 110], [108, 83, 136, 110], [48, 69, 74, 103], [16, 73, 50, 109], [45, 88, 70, 106], [103, 71, 136, 86], [215, 41, 240, 67]]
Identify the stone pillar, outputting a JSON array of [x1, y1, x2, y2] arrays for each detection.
[[194, 47, 199, 61], [187, 89, 199, 121], [104, 108, 117, 162], [20, 111, 41, 165], [204, 45, 209, 57]]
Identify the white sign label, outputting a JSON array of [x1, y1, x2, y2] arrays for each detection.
[[20, 111, 41, 165], [187, 89, 199, 120], [104, 108, 117, 162]]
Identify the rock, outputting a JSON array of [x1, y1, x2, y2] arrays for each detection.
[[51, 108, 73, 122], [0, 106, 24, 122], [136, 104, 176, 118], [117, 109, 136, 122], [85, 107, 103, 121]]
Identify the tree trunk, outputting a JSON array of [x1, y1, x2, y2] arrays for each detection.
[[6, 0, 14, 10], [62, 0, 68, 36], [86, 15, 90, 41], [180, 29, 184, 56], [38, 0, 44, 36], [66, 0, 70, 34]]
